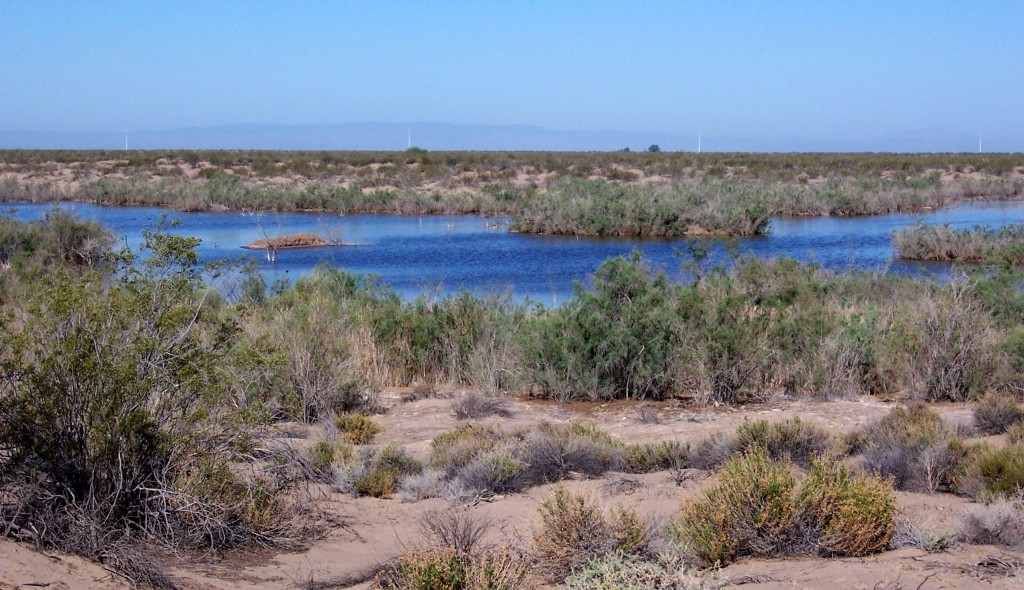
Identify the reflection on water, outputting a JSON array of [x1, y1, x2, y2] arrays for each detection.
[[6, 201, 1024, 303]]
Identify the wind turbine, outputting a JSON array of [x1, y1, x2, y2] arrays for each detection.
[[697, 127, 702, 154], [124, 129, 128, 151]]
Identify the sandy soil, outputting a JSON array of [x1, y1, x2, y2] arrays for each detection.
[[2, 393, 1020, 589]]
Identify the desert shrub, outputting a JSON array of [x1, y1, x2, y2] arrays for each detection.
[[857, 404, 967, 493], [519, 255, 681, 401], [795, 456, 897, 556], [670, 450, 896, 566], [677, 269, 769, 405], [974, 392, 1024, 435], [453, 393, 512, 420], [430, 425, 509, 476], [0, 228, 296, 581], [959, 492, 1024, 548], [262, 286, 373, 421], [308, 440, 343, 478], [418, 509, 492, 556], [889, 516, 954, 552], [532, 486, 651, 581], [623, 440, 690, 473], [958, 444, 1024, 499], [352, 444, 422, 498], [688, 433, 737, 471], [373, 547, 531, 590], [561, 552, 718, 590], [336, 414, 384, 444], [734, 417, 833, 468], [671, 448, 796, 565], [396, 469, 449, 502], [894, 287, 992, 402], [516, 423, 625, 487], [0, 208, 112, 272], [457, 448, 527, 495]]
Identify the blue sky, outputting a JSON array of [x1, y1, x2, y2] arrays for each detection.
[[1, 1, 1022, 149]]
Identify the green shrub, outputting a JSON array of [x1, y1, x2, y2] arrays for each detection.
[[354, 444, 422, 498], [520, 256, 681, 401], [623, 440, 690, 473], [533, 487, 650, 581], [309, 440, 340, 476], [336, 414, 384, 444], [959, 444, 1024, 499], [671, 448, 796, 565]]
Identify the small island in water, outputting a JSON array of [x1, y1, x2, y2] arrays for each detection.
[[242, 232, 336, 250]]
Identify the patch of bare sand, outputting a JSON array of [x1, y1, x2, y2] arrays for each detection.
[[0, 539, 131, 590], [5, 394, 1019, 589]]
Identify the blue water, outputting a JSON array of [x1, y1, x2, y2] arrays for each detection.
[[5, 202, 1024, 303]]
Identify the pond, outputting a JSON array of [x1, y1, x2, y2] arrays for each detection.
[[5, 201, 1024, 303]]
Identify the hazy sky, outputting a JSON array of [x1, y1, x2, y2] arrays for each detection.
[[2, 1, 1022, 145]]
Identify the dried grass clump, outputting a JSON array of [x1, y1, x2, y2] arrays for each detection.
[[670, 450, 896, 566], [516, 423, 625, 487], [452, 393, 512, 420], [623, 440, 690, 473], [562, 552, 720, 590], [374, 510, 532, 589], [532, 486, 651, 581], [373, 547, 531, 590], [457, 449, 527, 495], [688, 432, 737, 471], [959, 492, 1024, 548], [889, 516, 954, 552], [734, 417, 833, 468], [974, 392, 1024, 435], [395, 469, 450, 502], [336, 414, 384, 444]]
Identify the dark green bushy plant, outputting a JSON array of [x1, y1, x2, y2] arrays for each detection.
[[521, 255, 681, 400]]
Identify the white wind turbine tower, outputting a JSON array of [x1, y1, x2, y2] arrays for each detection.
[[124, 129, 128, 151], [697, 127, 702, 153]]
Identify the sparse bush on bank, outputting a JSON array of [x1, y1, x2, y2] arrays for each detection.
[[974, 392, 1024, 435], [855, 404, 967, 493], [0, 225, 305, 584], [533, 486, 651, 581]]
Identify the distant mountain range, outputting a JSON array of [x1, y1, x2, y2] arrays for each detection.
[[1, 122, 1021, 153]]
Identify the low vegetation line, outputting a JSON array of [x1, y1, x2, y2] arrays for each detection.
[[893, 223, 1024, 265], [2, 150, 1023, 237]]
